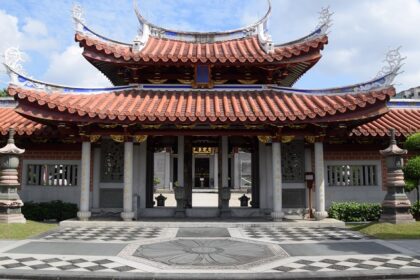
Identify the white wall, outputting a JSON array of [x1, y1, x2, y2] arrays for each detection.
[[19, 159, 81, 205]]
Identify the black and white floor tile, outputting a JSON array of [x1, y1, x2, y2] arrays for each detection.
[[0, 256, 141, 273], [240, 227, 366, 243], [274, 255, 420, 273], [42, 227, 163, 242]]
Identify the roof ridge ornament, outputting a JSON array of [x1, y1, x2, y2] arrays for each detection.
[[275, 7, 332, 48], [133, 0, 272, 47], [375, 47, 405, 81], [3, 47, 138, 94], [72, 3, 85, 32], [316, 7, 333, 36], [2, 47, 28, 85]]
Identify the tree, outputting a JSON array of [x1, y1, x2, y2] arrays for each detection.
[[404, 133, 420, 204], [0, 89, 7, 97]]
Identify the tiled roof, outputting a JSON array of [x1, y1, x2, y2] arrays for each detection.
[[8, 85, 393, 125], [76, 33, 328, 64], [352, 108, 420, 137], [0, 108, 47, 136]]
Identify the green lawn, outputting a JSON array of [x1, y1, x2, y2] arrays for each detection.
[[350, 222, 420, 239], [0, 221, 57, 240]]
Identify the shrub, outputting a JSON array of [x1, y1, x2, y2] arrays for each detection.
[[328, 202, 382, 222], [22, 200, 78, 222], [411, 201, 420, 216]]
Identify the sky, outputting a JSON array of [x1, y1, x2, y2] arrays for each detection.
[[0, 0, 419, 92]]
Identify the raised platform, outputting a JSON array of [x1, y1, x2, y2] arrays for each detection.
[[60, 217, 345, 228]]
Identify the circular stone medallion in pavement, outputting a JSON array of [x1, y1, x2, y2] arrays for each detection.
[[133, 239, 286, 267]]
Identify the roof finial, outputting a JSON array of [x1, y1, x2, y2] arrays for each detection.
[[0, 128, 25, 155], [316, 7, 333, 35], [7, 128, 15, 145], [72, 3, 85, 32], [375, 47, 405, 87]]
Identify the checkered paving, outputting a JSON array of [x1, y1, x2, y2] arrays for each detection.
[[241, 227, 365, 243], [0, 256, 140, 272], [42, 227, 163, 242], [274, 255, 420, 273]]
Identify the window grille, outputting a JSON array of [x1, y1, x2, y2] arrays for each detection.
[[281, 141, 304, 183], [100, 140, 124, 183], [26, 164, 78, 187], [327, 164, 377, 187]]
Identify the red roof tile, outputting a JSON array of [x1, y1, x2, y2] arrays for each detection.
[[8, 85, 393, 125], [76, 33, 328, 64], [352, 108, 420, 137], [0, 108, 47, 136]]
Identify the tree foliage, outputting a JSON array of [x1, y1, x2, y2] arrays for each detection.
[[404, 133, 420, 204], [0, 89, 7, 97], [405, 133, 420, 150]]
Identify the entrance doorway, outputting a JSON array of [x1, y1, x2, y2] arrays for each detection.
[[194, 158, 210, 188]]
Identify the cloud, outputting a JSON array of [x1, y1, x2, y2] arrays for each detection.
[[0, 9, 59, 87], [43, 46, 111, 87]]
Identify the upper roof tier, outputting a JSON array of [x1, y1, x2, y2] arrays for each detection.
[[72, 3, 332, 86], [73, 1, 332, 52]]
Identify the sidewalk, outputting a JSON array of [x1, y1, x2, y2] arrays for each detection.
[[0, 225, 418, 279]]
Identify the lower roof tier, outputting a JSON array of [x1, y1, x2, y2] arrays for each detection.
[[1, 106, 419, 138], [7, 85, 394, 125]]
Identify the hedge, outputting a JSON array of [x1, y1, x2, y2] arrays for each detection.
[[328, 202, 382, 222], [22, 201, 78, 222]]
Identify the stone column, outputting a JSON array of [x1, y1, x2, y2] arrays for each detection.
[[177, 136, 184, 187], [233, 149, 240, 189], [121, 141, 135, 221], [221, 136, 229, 188], [271, 141, 284, 221], [213, 151, 219, 189], [314, 142, 328, 220], [219, 136, 231, 217], [304, 147, 313, 214], [77, 141, 92, 221], [164, 148, 171, 189]]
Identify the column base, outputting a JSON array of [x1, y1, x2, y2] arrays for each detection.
[[271, 211, 285, 221], [314, 211, 328, 220], [77, 211, 91, 221], [219, 209, 231, 218], [121, 212, 135, 221], [0, 213, 26, 224], [380, 214, 415, 224]]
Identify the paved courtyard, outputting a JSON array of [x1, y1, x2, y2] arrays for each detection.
[[0, 224, 419, 279]]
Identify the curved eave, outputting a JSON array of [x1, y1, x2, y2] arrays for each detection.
[[75, 33, 328, 64], [8, 84, 394, 127], [0, 107, 51, 136], [352, 105, 420, 138]]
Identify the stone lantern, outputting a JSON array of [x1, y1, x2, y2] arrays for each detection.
[[0, 128, 26, 223], [379, 128, 414, 224]]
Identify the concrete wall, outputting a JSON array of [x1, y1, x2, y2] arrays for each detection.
[[18, 147, 82, 206]]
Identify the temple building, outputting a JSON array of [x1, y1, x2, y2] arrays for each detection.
[[0, 1, 419, 221]]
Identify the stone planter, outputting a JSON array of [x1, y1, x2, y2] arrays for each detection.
[[174, 186, 186, 217], [219, 187, 231, 218]]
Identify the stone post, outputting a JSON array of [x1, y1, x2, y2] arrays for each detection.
[[77, 141, 91, 221], [219, 136, 231, 217], [380, 129, 415, 224], [121, 141, 135, 221], [0, 128, 26, 223], [314, 142, 328, 220], [213, 151, 219, 189], [271, 141, 285, 221]]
